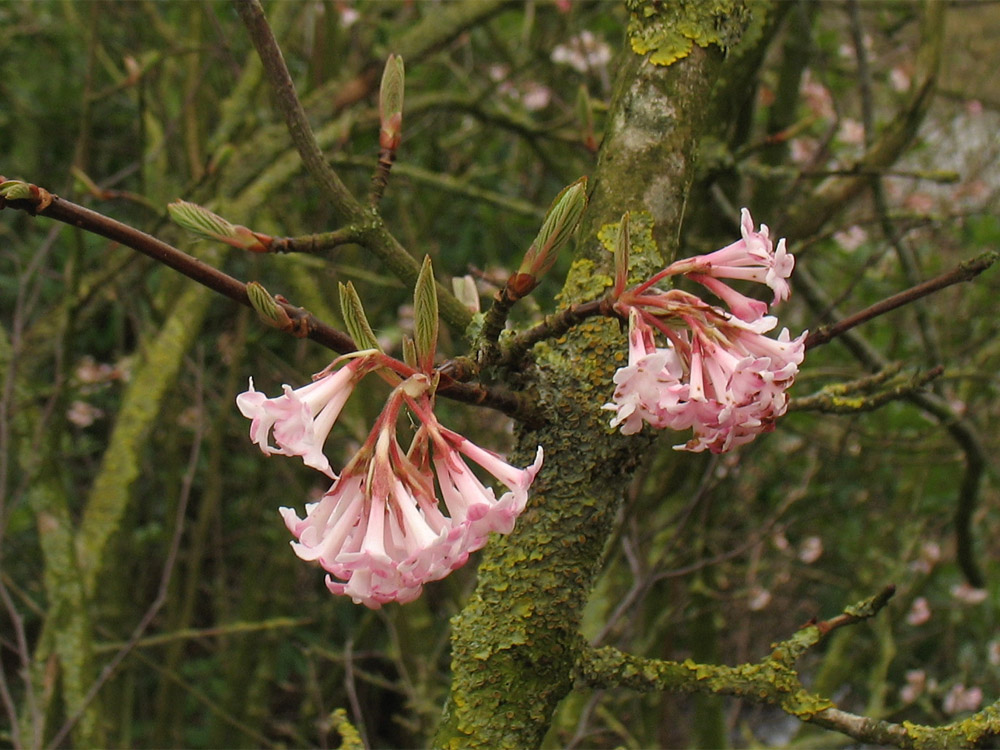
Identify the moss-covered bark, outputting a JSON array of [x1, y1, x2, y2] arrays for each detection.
[[433, 8, 742, 746]]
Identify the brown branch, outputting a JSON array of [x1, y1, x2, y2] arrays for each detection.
[[502, 297, 614, 365], [803, 251, 999, 350], [266, 227, 364, 254], [2, 189, 357, 354], [232, 0, 472, 332], [0, 183, 532, 420]]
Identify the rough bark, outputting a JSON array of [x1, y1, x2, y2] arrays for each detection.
[[433, 7, 741, 745]]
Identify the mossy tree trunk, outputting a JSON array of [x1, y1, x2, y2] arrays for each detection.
[[433, 8, 749, 745]]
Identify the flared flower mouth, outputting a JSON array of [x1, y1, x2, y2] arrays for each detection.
[[606, 209, 805, 453], [244, 366, 544, 609], [236, 356, 373, 477]]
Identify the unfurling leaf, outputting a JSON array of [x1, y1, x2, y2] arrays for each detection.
[[514, 177, 588, 298], [413, 255, 439, 372], [379, 54, 405, 149], [338, 282, 382, 352], [167, 200, 271, 252]]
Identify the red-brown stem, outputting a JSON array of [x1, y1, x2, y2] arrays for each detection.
[[0, 188, 532, 419], [804, 251, 998, 351]]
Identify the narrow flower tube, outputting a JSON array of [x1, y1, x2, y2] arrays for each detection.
[[604, 303, 805, 453], [236, 357, 371, 477], [278, 377, 544, 608]]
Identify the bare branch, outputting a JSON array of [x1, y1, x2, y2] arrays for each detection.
[[232, 0, 472, 331], [803, 251, 999, 350]]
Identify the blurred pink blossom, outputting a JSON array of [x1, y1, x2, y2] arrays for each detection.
[[906, 597, 931, 626], [799, 70, 833, 119], [552, 31, 611, 74], [943, 683, 983, 715], [790, 137, 821, 165], [890, 66, 911, 92], [833, 225, 867, 253], [798, 536, 823, 564], [67, 400, 104, 428], [748, 586, 772, 611], [909, 540, 941, 574], [900, 669, 927, 704], [950, 582, 988, 605], [837, 118, 865, 145]]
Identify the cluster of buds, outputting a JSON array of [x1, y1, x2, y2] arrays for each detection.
[[605, 209, 805, 453], [237, 260, 543, 608]]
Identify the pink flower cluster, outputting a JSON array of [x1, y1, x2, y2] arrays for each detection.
[[605, 209, 805, 453], [238, 358, 543, 609]]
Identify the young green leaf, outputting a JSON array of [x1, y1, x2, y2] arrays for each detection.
[[338, 282, 382, 352], [413, 255, 439, 371]]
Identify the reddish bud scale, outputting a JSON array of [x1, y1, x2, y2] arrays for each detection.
[[505, 272, 538, 301]]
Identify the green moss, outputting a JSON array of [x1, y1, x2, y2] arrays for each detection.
[[626, 0, 749, 65]]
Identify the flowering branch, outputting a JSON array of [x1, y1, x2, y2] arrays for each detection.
[[0, 179, 531, 419], [804, 251, 999, 351]]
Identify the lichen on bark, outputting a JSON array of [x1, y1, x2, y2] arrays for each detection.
[[433, 7, 739, 748], [626, 0, 750, 66]]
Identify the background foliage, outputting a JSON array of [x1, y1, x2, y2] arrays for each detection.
[[2, 1, 1000, 748]]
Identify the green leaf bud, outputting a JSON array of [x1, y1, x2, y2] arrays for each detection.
[[515, 177, 588, 297], [338, 282, 382, 352], [246, 281, 293, 329], [413, 255, 439, 372]]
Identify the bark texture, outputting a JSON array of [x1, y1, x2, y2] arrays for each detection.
[[433, 8, 743, 745]]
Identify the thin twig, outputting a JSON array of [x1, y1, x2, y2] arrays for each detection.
[[803, 251, 999, 350], [232, 0, 472, 331]]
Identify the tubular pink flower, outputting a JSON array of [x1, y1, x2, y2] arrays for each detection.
[[278, 377, 544, 609], [430, 428, 544, 547], [602, 310, 689, 435], [661, 207, 794, 316], [236, 357, 369, 477], [605, 304, 806, 453]]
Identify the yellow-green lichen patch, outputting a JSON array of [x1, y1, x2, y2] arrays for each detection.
[[597, 210, 662, 282], [555, 258, 613, 306], [626, 0, 749, 66]]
